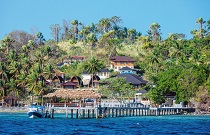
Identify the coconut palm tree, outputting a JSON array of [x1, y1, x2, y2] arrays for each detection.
[[79, 25, 91, 41], [27, 40, 36, 50], [149, 22, 161, 42], [2, 36, 15, 54], [99, 18, 111, 33], [71, 20, 82, 40], [196, 17, 206, 38], [84, 56, 103, 90], [44, 64, 54, 91], [0, 62, 8, 105], [36, 32, 45, 46], [16, 70, 27, 96], [25, 64, 45, 104], [127, 28, 136, 42], [86, 33, 97, 57]]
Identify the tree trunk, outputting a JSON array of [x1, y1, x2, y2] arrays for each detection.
[[92, 73, 94, 90]]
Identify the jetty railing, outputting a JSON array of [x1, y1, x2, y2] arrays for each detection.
[[45, 103, 195, 119]]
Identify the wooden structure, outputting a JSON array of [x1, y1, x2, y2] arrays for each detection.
[[45, 105, 195, 119], [52, 76, 64, 88], [110, 56, 135, 72], [89, 75, 100, 88], [96, 68, 110, 79], [44, 89, 101, 99], [70, 76, 83, 88], [61, 81, 77, 89]]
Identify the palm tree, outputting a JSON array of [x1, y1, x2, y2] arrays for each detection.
[[149, 22, 161, 42], [71, 20, 81, 40], [43, 46, 52, 59], [27, 40, 36, 50], [79, 25, 91, 41], [86, 33, 97, 57], [196, 17, 205, 38], [34, 51, 45, 69], [127, 28, 136, 42], [84, 56, 103, 90], [2, 36, 15, 54], [16, 70, 27, 97], [0, 62, 8, 106], [25, 64, 44, 104], [36, 32, 45, 46], [44, 64, 54, 92], [99, 18, 111, 33]]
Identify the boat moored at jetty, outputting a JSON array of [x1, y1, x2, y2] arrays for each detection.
[[28, 104, 45, 118]]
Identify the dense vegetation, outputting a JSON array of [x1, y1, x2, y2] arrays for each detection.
[[0, 16, 210, 108]]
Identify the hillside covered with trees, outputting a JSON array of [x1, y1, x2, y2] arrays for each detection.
[[0, 16, 210, 110]]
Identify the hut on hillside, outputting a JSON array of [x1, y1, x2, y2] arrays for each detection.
[[52, 76, 64, 88], [89, 75, 100, 89], [70, 76, 83, 88]]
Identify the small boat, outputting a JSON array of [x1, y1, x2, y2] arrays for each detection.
[[28, 104, 45, 118]]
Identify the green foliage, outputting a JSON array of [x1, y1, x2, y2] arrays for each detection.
[[1, 16, 210, 106], [143, 37, 210, 104], [99, 77, 135, 101], [84, 56, 103, 74]]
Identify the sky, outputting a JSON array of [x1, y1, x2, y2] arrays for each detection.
[[0, 0, 210, 40]]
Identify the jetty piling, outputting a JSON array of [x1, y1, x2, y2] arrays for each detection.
[[45, 104, 195, 119]]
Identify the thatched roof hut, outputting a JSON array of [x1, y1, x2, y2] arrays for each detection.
[[44, 89, 102, 99]]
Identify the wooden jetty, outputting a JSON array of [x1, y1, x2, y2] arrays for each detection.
[[45, 105, 195, 119], [43, 89, 195, 119]]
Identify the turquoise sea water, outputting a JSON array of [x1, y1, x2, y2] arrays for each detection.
[[0, 113, 210, 135]]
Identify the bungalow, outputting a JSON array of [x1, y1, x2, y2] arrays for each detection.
[[89, 75, 100, 89], [81, 68, 110, 87], [82, 68, 110, 80], [96, 68, 110, 79], [52, 75, 64, 88], [70, 76, 83, 88], [117, 74, 147, 89], [110, 56, 135, 72]]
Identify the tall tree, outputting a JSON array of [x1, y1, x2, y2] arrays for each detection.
[[36, 32, 45, 46], [2, 36, 15, 54], [50, 24, 62, 43], [149, 22, 161, 42], [98, 18, 111, 33], [61, 20, 70, 40], [7, 30, 35, 52], [127, 28, 137, 42], [71, 20, 82, 40], [196, 17, 206, 38], [79, 25, 91, 41], [86, 33, 97, 56], [84, 56, 103, 90]]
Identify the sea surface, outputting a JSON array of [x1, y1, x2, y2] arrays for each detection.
[[0, 113, 210, 135]]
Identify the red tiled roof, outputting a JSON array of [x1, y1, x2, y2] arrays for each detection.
[[110, 56, 135, 62]]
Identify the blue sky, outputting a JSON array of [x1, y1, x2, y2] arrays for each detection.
[[0, 0, 210, 40]]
